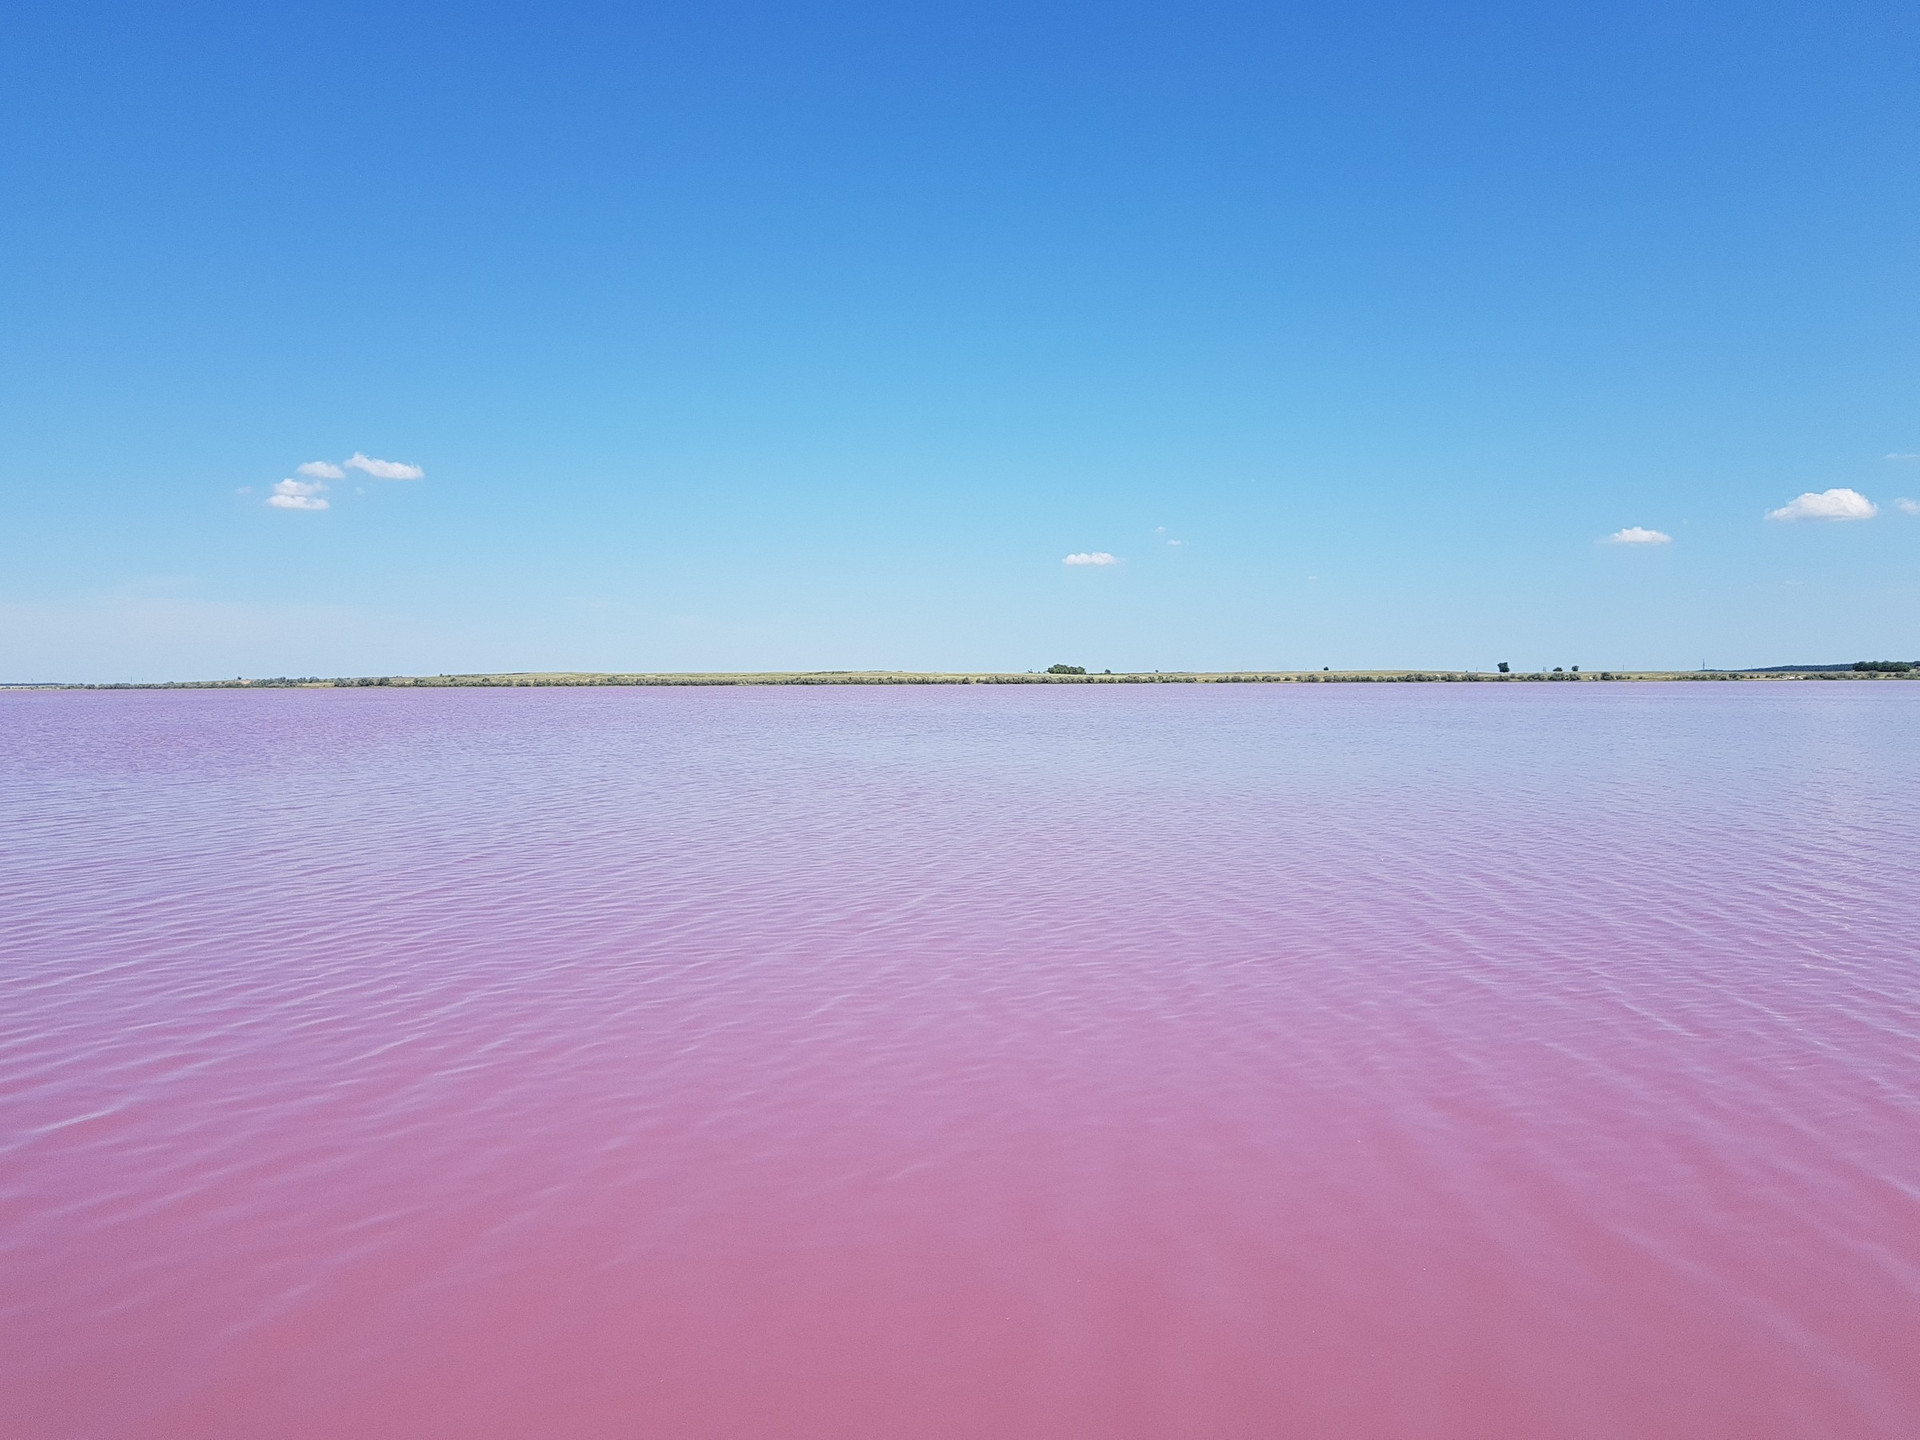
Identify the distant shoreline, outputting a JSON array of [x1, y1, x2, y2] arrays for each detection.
[[8, 667, 1918, 691]]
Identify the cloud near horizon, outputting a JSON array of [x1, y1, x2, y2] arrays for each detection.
[[1604, 526, 1671, 545], [345, 452, 425, 480], [1766, 488, 1876, 522], [1897, 498, 1920, 515], [297, 460, 346, 480], [1062, 551, 1119, 566]]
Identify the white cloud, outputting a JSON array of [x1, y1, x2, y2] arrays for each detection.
[[1167, 538, 1184, 546], [268, 477, 329, 511], [1062, 552, 1118, 566], [1766, 488, 1877, 521], [1897, 498, 1920, 515], [1604, 526, 1672, 545], [297, 460, 346, 480], [1886, 453, 1920, 462], [345, 452, 424, 480]]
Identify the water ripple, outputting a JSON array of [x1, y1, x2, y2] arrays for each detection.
[[2, 684, 1917, 1439]]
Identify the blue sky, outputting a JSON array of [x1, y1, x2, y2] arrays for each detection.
[[3, 0, 1917, 680]]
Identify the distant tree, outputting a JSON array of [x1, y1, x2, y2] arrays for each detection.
[[1853, 660, 1914, 673], [1497, 662, 1510, 673], [1046, 663, 1087, 675], [1552, 666, 1563, 673]]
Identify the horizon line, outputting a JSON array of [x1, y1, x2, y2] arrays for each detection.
[[7, 663, 1918, 691]]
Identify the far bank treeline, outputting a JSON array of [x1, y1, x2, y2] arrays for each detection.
[[25, 663, 1920, 691]]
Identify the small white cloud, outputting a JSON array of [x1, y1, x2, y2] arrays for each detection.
[[1885, 453, 1920, 462], [267, 477, 330, 510], [297, 460, 346, 480], [234, 485, 252, 495], [1062, 552, 1119, 566], [1604, 526, 1672, 545], [1167, 538, 1184, 546], [1766, 488, 1877, 521], [1897, 498, 1920, 515], [345, 452, 424, 480]]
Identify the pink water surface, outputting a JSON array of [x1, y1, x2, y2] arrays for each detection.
[[3, 683, 1917, 1439]]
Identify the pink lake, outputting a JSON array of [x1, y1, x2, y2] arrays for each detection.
[[3, 683, 1917, 1439]]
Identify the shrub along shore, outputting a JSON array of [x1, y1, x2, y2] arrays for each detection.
[[13, 666, 1918, 691]]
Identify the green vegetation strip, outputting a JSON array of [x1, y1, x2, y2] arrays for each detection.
[[11, 667, 1918, 691]]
